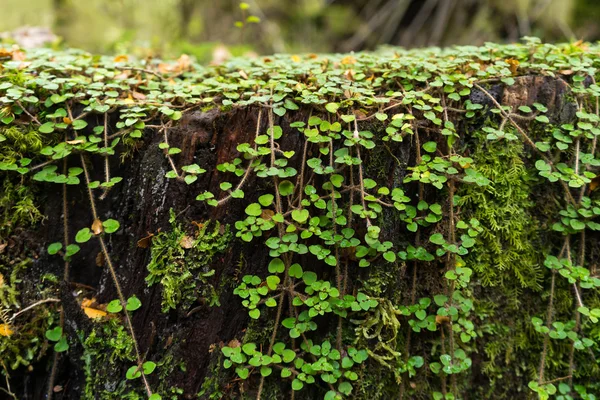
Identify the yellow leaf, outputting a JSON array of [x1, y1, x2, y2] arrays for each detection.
[[82, 307, 107, 319], [63, 117, 72, 125], [340, 55, 356, 65], [589, 176, 600, 192], [91, 218, 104, 235], [291, 55, 301, 63], [0, 323, 14, 336], [113, 54, 129, 63], [505, 58, 519, 75]]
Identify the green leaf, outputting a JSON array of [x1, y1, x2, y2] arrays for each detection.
[[245, 203, 262, 216], [184, 175, 197, 185], [45, 327, 62, 341], [266, 275, 281, 290], [429, 233, 445, 245], [54, 336, 69, 352], [423, 141, 437, 153], [258, 194, 274, 207], [330, 174, 344, 188], [260, 366, 272, 377], [72, 119, 88, 130], [570, 219, 586, 230], [282, 349, 296, 363], [242, 343, 256, 355], [47, 242, 63, 255], [249, 309, 260, 319], [75, 228, 93, 243], [106, 299, 123, 313], [126, 365, 142, 380], [39, 122, 55, 133], [142, 361, 157, 375], [281, 368, 292, 378], [434, 295, 448, 306], [103, 219, 120, 233], [303, 271, 317, 285], [65, 244, 80, 258], [338, 381, 353, 395], [292, 379, 304, 391], [268, 258, 285, 273], [126, 296, 142, 311], [325, 102, 339, 114], [383, 251, 396, 262], [289, 263, 303, 278], [278, 180, 294, 196], [236, 367, 249, 379], [149, 394, 162, 400], [292, 209, 309, 223]]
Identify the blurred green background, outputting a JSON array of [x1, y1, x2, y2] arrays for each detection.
[[2, 0, 600, 61]]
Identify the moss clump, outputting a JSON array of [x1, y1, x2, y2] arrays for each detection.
[[146, 209, 231, 313], [80, 318, 137, 399], [0, 258, 55, 370]]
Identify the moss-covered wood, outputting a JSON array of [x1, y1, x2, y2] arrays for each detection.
[[1, 39, 599, 400]]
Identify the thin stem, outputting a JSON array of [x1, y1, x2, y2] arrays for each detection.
[[217, 108, 262, 206], [161, 122, 180, 179], [80, 154, 153, 397], [354, 119, 371, 227], [100, 113, 111, 200], [9, 298, 60, 321]]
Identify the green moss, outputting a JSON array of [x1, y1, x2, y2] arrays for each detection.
[[80, 319, 136, 399], [146, 209, 231, 313], [459, 130, 543, 290], [0, 258, 55, 370]]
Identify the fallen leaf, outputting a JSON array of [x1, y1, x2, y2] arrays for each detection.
[[344, 69, 355, 81], [208, 343, 216, 353], [53, 385, 63, 393], [137, 232, 154, 248], [123, 95, 135, 104], [228, 338, 241, 348], [261, 209, 274, 221], [0, 273, 4, 287], [179, 235, 194, 249], [176, 54, 191, 72], [590, 176, 600, 192], [95, 252, 105, 267], [82, 307, 107, 319], [131, 91, 146, 100], [435, 315, 450, 325], [12, 49, 26, 61], [91, 218, 104, 235], [341, 55, 356, 65], [505, 58, 519, 75], [81, 297, 96, 308], [0, 323, 14, 336], [113, 54, 129, 63], [238, 70, 249, 80], [66, 139, 84, 145]]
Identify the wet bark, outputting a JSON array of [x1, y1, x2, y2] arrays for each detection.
[[11, 75, 580, 399]]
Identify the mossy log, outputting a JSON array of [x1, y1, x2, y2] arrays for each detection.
[[1, 42, 600, 400]]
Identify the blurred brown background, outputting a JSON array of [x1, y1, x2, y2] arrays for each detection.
[[1, 0, 599, 60]]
